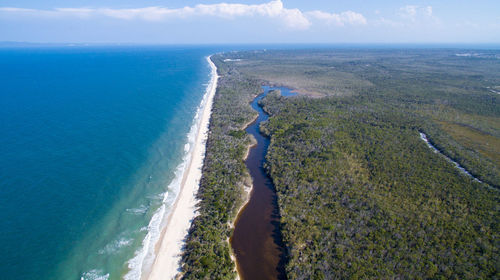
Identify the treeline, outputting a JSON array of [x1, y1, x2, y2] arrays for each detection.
[[260, 93, 499, 279], [230, 49, 500, 187], [179, 49, 500, 279], [179, 55, 261, 279]]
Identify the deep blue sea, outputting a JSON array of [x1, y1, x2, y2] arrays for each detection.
[[0, 46, 220, 280]]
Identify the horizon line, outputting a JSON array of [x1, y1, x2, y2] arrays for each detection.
[[1, 41, 500, 47]]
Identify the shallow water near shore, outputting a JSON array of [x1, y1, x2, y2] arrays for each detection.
[[231, 86, 296, 280], [0, 46, 216, 279]]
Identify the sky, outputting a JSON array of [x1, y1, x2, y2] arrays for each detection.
[[0, 0, 499, 44]]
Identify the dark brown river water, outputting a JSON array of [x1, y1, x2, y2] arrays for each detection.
[[230, 87, 295, 280]]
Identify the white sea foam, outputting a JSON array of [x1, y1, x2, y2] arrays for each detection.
[[98, 237, 133, 255], [81, 269, 109, 280], [126, 205, 149, 215], [123, 59, 215, 280], [146, 191, 167, 201]]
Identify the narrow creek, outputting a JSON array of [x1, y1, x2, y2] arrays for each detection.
[[230, 86, 295, 280], [419, 132, 483, 183]]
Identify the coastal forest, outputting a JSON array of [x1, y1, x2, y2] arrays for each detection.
[[180, 56, 261, 279], [181, 49, 499, 279]]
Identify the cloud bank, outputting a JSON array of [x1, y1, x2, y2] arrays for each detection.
[[0, 0, 366, 30], [307, 10, 367, 26], [398, 5, 435, 22]]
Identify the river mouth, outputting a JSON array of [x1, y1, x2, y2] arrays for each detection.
[[230, 87, 296, 280]]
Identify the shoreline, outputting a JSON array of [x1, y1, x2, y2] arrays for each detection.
[[145, 56, 218, 280]]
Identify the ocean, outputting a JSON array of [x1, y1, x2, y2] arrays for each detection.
[[0, 46, 217, 279]]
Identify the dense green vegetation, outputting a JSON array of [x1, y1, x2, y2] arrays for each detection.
[[228, 49, 500, 187], [181, 49, 500, 279], [437, 121, 500, 167], [234, 49, 499, 278], [260, 93, 499, 279], [179, 56, 261, 279]]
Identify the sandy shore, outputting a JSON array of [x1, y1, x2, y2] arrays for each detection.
[[146, 56, 218, 280]]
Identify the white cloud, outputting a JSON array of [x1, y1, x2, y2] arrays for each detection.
[[307, 10, 367, 26], [398, 5, 437, 22], [398, 5, 418, 21], [341, 11, 368, 25], [0, 0, 368, 31], [375, 5, 439, 27], [0, 7, 36, 13], [374, 17, 403, 28], [280, 8, 311, 30], [195, 1, 283, 18], [425, 6, 433, 17], [0, 1, 312, 30]]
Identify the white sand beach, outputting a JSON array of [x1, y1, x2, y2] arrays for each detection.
[[146, 56, 218, 280]]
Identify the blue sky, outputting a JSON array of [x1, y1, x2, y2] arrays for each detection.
[[0, 0, 499, 43]]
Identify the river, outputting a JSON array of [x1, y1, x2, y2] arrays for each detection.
[[230, 86, 296, 280]]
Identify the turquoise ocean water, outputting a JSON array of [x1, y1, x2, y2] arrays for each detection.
[[0, 46, 218, 280]]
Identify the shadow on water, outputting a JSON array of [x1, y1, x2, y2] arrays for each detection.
[[230, 86, 296, 280]]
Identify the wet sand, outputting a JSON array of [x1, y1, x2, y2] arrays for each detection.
[[146, 56, 218, 280]]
